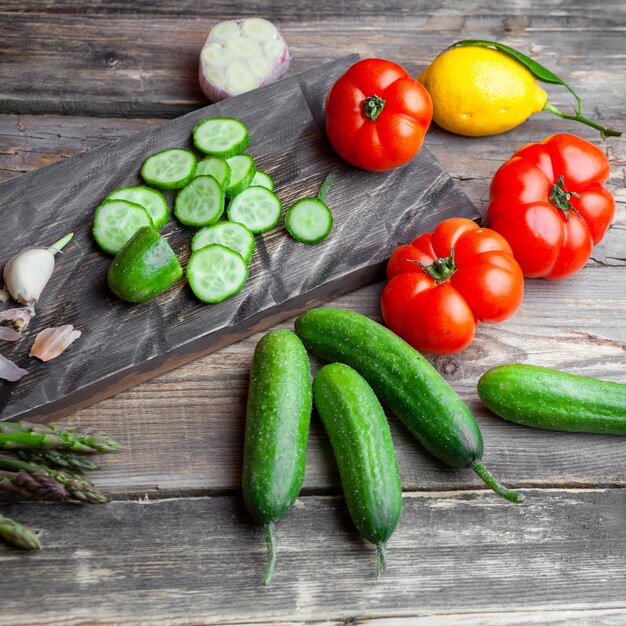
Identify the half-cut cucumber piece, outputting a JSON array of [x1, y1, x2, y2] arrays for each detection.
[[227, 186, 281, 234], [141, 148, 197, 189], [106, 186, 169, 230], [193, 118, 250, 158], [93, 199, 154, 255], [187, 244, 248, 304], [250, 169, 274, 191], [192, 221, 255, 264], [174, 175, 224, 227], [194, 156, 231, 189], [225, 154, 255, 197], [285, 198, 333, 244]]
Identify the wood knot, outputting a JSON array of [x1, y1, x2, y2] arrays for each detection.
[[105, 52, 119, 67], [434, 355, 459, 378]]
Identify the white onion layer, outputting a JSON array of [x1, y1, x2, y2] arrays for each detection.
[[199, 18, 291, 102]]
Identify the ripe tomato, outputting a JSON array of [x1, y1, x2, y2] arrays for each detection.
[[381, 218, 524, 354], [487, 133, 615, 280], [325, 58, 433, 172]]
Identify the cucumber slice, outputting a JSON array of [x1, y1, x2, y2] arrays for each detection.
[[187, 244, 248, 303], [106, 186, 169, 230], [250, 169, 274, 191], [194, 156, 231, 189], [93, 199, 154, 255], [225, 154, 255, 197], [285, 198, 333, 244], [227, 186, 282, 234], [193, 118, 250, 158], [141, 148, 197, 189], [174, 175, 224, 227], [192, 221, 255, 264]]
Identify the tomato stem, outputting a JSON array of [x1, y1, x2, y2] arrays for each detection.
[[549, 175, 581, 220], [413, 248, 457, 284], [543, 102, 621, 140], [363, 94, 386, 121]]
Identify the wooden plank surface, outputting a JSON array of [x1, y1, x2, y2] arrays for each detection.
[[1, 1, 625, 624], [1, 489, 626, 625], [1, 1, 624, 117], [0, 55, 477, 423]]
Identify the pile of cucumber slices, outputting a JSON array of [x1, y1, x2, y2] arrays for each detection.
[[92, 117, 334, 304]]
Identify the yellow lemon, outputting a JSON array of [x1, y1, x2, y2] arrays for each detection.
[[418, 46, 548, 136]]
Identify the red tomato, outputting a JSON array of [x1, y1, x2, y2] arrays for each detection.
[[381, 218, 524, 354], [487, 133, 615, 280], [325, 58, 433, 172]]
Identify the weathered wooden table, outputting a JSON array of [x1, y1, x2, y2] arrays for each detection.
[[1, 1, 625, 624]]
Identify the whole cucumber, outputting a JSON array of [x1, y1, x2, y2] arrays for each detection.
[[242, 329, 312, 585], [295, 308, 523, 503], [478, 364, 626, 434], [313, 363, 402, 577]]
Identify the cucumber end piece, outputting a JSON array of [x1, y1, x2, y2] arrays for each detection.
[[262, 521, 277, 586], [473, 463, 526, 504]]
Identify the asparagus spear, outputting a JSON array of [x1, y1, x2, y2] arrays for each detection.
[[0, 469, 68, 501], [0, 456, 108, 504], [14, 449, 100, 472], [0, 514, 41, 550], [0, 422, 123, 454]]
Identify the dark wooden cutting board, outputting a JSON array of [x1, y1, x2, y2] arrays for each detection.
[[0, 55, 478, 423]]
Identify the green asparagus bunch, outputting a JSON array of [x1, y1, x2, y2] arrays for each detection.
[[0, 421, 123, 454], [0, 421, 123, 551], [0, 514, 41, 550]]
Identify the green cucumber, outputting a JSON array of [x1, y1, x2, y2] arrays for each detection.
[[225, 154, 255, 197], [193, 117, 250, 158], [250, 169, 274, 191], [93, 199, 153, 255], [174, 175, 224, 227], [106, 186, 169, 230], [107, 226, 182, 303], [194, 156, 231, 188], [295, 308, 524, 504], [140, 148, 197, 189], [313, 363, 402, 577], [191, 221, 255, 264], [227, 186, 281, 234], [243, 330, 312, 586], [478, 364, 626, 434]]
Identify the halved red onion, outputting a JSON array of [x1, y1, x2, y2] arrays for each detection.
[[199, 18, 291, 102]]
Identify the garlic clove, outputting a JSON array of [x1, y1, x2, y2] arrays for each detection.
[[2, 232, 73, 307], [0, 353, 28, 381], [29, 324, 81, 362]]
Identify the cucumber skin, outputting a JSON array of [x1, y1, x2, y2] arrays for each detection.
[[243, 330, 312, 525], [478, 364, 626, 435], [313, 363, 402, 545], [107, 227, 182, 303], [295, 308, 483, 468]]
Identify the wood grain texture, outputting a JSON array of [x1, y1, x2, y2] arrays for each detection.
[[1, 489, 626, 625], [1, 1, 625, 117], [1, 1, 626, 624], [0, 55, 478, 422]]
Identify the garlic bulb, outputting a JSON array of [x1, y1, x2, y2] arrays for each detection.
[[3, 233, 73, 307]]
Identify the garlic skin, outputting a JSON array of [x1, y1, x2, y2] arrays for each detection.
[[3, 233, 73, 307], [29, 324, 81, 362]]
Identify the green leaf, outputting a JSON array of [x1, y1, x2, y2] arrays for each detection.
[[446, 39, 582, 115]]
